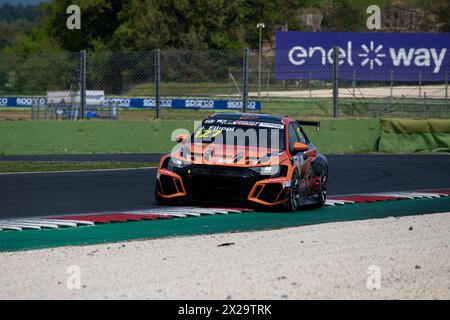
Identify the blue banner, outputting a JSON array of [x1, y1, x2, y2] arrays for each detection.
[[0, 97, 261, 111], [0, 97, 47, 107], [276, 32, 450, 82], [103, 98, 260, 110]]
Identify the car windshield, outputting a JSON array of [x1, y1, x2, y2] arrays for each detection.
[[191, 119, 286, 150]]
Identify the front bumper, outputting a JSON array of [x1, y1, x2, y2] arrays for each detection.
[[156, 165, 290, 207]]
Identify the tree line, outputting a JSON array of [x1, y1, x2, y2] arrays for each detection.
[[1, 0, 449, 97], [1, 0, 449, 54]]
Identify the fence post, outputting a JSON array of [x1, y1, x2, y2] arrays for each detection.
[[242, 48, 249, 113], [445, 71, 448, 116], [80, 50, 87, 120], [401, 94, 405, 117], [31, 103, 36, 120], [155, 49, 161, 119], [332, 46, 339, 118], [418, 70, 422, 98], [389, 70, 394, 112], [258, 45, 262, 98], [309, 70, 312, 98], [227, 67, 231, 99], [423, 92, 427, 118], [352, 70, 356, 97]]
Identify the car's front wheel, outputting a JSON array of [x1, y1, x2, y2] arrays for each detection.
[[288, 169, 301, 211], [155, 188, 173, 205]]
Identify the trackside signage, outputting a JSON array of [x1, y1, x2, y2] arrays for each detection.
[[276, 32, 450, 81], [0, 97, 47, 107], [0, 97, 261, 111]]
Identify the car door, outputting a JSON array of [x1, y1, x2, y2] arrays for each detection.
[[289, 123, 317, 197]]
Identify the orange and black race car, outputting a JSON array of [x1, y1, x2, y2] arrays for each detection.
[[155, 113, 328, 210]]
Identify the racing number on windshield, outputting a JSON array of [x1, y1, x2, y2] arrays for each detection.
[[194, 129, 222, 139]]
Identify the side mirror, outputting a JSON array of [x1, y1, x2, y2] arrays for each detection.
[[293, 142, 309, 152], [176, 133, 188, 143]]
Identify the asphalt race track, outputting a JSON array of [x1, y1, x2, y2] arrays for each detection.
[[1, 154, 449, 219]]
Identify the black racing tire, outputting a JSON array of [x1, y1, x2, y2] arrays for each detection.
[[154, 189, 173, 205], [316, 166, 328, 207], [288, 169, 301, 211]]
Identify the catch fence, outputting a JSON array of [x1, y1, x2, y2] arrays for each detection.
[[0, 48, 448, 120]]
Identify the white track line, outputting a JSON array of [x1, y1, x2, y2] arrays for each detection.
[[6, 220, 60, 229], [13, 219, 63, 228], [174, 212, 202, 217], [325, 200, 348, 206], [0, 222, 42, 230], [0, 225, 23, 231], [152, 212, 187, 218], [370, 193, 417, 199], [21, 219, 78, 228], [420, 192, 449, 196], [399, 192, 442, 198], [126, 208, 200, 216], [124, 208, 238, 216], [0, 167, 158, 176], [0, 219, 94, 231], [42, 219, 95, 226], [158, 208, 236, 215]]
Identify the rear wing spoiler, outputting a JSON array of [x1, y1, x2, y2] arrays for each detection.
[[296, 120, 321, 132]]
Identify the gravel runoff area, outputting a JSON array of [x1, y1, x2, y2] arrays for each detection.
[[0, 212, 449, 300]]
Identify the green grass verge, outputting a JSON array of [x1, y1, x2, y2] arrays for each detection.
[[302, 118, 380, 153], [0, 120, 192, 155], [0, 119, 380, 155], [0, 162, 157, 173]]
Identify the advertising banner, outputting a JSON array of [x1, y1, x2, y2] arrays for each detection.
[[0, 97, 261, 111], [276, 32, 450, 81]]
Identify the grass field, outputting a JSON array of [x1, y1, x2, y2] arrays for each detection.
[[0, 119, 380, 155], [0, 162, 156, 173], [0, 120, 190, 155]]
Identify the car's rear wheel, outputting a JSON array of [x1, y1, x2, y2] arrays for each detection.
[[316, 166, 328, 207], [288, 169, 301, 211]]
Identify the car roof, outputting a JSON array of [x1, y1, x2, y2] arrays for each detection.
[[208, 113, 288, 124]]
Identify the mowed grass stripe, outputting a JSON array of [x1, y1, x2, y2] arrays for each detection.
[[0, 162, 157, 173]]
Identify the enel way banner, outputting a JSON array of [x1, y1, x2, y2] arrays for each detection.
[[276, 32, 450, 82]]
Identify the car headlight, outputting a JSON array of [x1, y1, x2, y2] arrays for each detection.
[[168, 157, 190, 170], [252, 165, 281, 176]]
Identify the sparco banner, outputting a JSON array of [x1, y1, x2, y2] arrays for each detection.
[[1, 97, 261, 111], [275, 32, 450, 82]]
